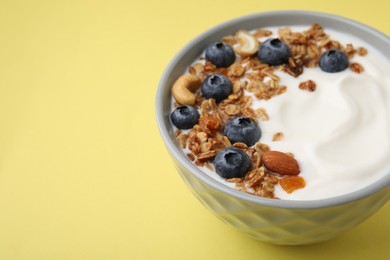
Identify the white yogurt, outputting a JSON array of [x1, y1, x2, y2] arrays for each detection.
[[176, 26, 390, 200], [253, 27, 390, 199]]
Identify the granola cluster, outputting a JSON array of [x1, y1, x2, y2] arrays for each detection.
[[173, 24, 367, 199]]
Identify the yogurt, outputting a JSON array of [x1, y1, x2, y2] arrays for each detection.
[[172, 25, 390, 200]]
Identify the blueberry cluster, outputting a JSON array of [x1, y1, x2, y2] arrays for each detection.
[[216, 117, 261, 178]]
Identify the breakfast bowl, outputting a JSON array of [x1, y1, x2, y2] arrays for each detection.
[[155, 11, 390, 245]]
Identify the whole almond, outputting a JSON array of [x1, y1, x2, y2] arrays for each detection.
[[262, 151, 300, 175]]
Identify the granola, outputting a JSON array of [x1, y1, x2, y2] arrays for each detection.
[[172, 24, 368, 199]]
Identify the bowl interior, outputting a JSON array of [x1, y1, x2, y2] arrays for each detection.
[[156, 10, 390, 209]]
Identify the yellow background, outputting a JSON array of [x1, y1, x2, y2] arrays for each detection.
[[0, 0, 389, 259]]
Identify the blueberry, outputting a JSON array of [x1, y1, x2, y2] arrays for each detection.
[[170, 105, 200, 129], [201, 74, 232, 102], [258, 38, 291, 66], [205, 42, 236, 68], [214, 147, 252, 178], [319, 48, 349, 73], [222, 117, 261, 147]]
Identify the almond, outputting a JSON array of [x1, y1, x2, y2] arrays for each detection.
[[261, 151, 300, 175]]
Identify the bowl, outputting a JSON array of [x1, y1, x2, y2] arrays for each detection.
[[155, 10, 390, 245]]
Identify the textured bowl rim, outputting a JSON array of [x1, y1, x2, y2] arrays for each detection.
[[156, 10, 390, 209]]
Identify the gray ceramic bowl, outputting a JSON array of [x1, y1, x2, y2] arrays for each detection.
[[156, 11, 390, 245]]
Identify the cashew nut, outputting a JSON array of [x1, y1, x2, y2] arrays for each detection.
[[172, 74, 201, 105], [234, 30, 259, 57]]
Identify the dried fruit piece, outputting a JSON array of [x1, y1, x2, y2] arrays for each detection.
[[357, 47, 367, 56], [280, 176, 306, 193], [262, 151, 300, 175], [199, 116, 220, 131], [272, 132, 284, 141], [299, 80, 316, 92], [350, 62, 364, 73]]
